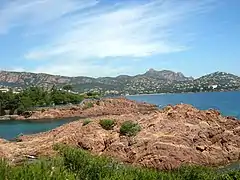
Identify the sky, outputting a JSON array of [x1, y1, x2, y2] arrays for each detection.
[[0, 0, 239, 78]]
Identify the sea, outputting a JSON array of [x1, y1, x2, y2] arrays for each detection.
[[0, 91, 239, 140], [127, 91, 240, 119], [0, 117, 79, 140]]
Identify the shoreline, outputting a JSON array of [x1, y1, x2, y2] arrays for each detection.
[[0, 98, 239, 170], [1, 91, 240, 122], [0, 93, 240, 121], [0, 115, 19, 121], [126, 90, 240, 97]]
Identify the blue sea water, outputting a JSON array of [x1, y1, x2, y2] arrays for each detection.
[[127, 91, 240, 119], [0, 117, 79, 140]]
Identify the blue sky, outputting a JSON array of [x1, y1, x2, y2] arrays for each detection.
[[0, 0, 239, 78]]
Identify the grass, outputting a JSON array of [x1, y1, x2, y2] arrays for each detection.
[[0, 145, 239, 180], [99, 119, 116, 130], [120, 121, 141, 136], [82, 119, 92, 126], [0, 157, 75, 180]]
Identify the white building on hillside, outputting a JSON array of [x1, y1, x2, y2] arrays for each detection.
[[0, 88, 9, 93], [208, 85, 218, 89]]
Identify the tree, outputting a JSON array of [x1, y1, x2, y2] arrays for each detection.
[[0, 86, 86, 115], [18, 96, 33, 113], [63, 85, 73, 91]]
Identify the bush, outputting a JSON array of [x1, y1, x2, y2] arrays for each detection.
[[0, 145, 239, 180], [0, 157, 75, 180], [83, 102, 94, 110], [82, 119, 92, 126], [55, 145, 240, 180], [16, 106, 25, 115], [120, 121, 141, 136], [99, 119, 115, 130]]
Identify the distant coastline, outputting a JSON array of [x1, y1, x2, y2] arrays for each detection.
[[1, 70, 240, 96], [125, 90, 240, 97]]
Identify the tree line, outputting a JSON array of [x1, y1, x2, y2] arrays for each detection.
[[0, 87, 88, 116]]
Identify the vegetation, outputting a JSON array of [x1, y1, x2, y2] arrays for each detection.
[[62, 84, 73, 91], [1, 70, 240, 96], [86, 91, 101, 98], [120, 121, 141, 136], [0, 87, 85, 116], [0, 145, 239, 180], [82, 102, 94, 110], [82, 119, 92, 126], [99, 119, 116, 130]]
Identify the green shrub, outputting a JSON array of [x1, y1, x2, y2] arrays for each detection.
[[0, 157, 75, 180], [83, 102, 94, 110], [99, 119, 115, 130], [0, 160, 9, 178], [82, 119, 92, 126], [55, 145, 240, 180], [174, 166, 217, 180], [120, 121, 141, 136], [0, 145, 239, 180]]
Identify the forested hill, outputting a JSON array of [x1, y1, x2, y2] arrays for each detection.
[[0, 70, 240, 94]]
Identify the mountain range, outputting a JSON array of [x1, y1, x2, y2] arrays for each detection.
[[0, 69, 239, 95]]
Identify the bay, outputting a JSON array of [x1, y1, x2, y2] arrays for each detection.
[[0, 117, 79, 140]]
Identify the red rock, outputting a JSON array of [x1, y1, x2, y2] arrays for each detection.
[[0, 98, 239, 170]]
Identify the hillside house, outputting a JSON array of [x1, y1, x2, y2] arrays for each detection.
[[0, 88, 9, 93]]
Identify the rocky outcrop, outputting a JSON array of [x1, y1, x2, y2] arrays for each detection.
[[144, 69, 193, 81], [0, 99, 239, 170], [16, 98, 157, 120]]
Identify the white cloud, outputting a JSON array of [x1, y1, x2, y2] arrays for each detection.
[[24, 0, 192, 60], [33, 62, 132, 77], [0, 0, 98, 33], [0, 0, 216, 76], [1, 67, 26, 73]]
